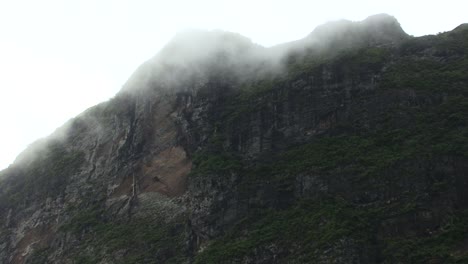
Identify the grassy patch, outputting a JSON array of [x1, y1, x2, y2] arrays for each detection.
[[0, 141, 85, 208], [195, 198, 374, 263], [382, 210, 468, 263], [67, 214, 189, 264]]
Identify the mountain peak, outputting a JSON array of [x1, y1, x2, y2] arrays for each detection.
[[169, 29, 255, 46], [360, 13, 407, 39], [362, 13, 399, 25], [453, 23, 468, 32], [156, 29, 264, 66]]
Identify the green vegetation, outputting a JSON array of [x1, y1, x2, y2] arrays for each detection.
[[60, 206, 102, 234], [221, 46, 393, 129], [63, 207, 189, 264], [285, 46, 391, 81], [0, 141, 85, 208], [28, 248, 51, 264], [281, 97, 468, 175], [381, 57, 468, 93], [280, 135, 405, 175], [195, 198, 374, 263], [193, 28, 468, 263], [382, 210, 468, 263], [191, 151, 243, 176], [190, 131, 244, 177], [212, 98, 467, 262], [238, 79, 279, 100], [382, 28, 468, 93], [233, 95, 467, 197], [195, 199, 468, 263]]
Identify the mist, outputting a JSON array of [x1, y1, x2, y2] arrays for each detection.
[[118, 13, 409, 101], [1, 0, 467, 170]]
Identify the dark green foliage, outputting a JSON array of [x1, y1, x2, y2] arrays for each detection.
[[99, 219, 186, 261], [382, 210, 468, 263], [381, 57, 468, 93], [66, 214, 189, 264], [191, 152, 243, 176], [193, 28, 468, 263], [381, 29, 468, 93], [28, 247, 51, 264], [238, 79, 278, 100], [195, 198, 374, 263], [414, 96, 468, 156], [275, 94, 468, 177], [191, 132, 243, 176], [60, 206, 103, 234], [233, 95, 468, 203], [243, 96, 468, 178], [73, 255, 96, 264], [401, 26, 468, 56], [0, 141, 85, 208], [334, 47, 391, 74], [280, 135, 403, 175], [58, 197, 189, 263], [285, 46, 390, 82]]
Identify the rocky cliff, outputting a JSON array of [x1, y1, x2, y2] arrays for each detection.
[[1, 14, 468, 263]]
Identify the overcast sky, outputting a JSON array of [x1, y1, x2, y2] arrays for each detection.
[[0, 0, 467, 170]]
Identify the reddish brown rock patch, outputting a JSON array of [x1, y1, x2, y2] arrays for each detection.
[[12, 225, 53, 264], [140, 146, 192, 197]]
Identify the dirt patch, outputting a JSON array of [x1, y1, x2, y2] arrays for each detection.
[[109, 99, 192, 198], [111, 176, 134, 197], [140, 146, 192, 197], [12, 225, 53, 264]]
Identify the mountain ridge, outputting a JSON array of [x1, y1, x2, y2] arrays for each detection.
[[1, 14, 468, 263]]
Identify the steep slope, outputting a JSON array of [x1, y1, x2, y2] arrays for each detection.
[[1, 14, 468, 263]]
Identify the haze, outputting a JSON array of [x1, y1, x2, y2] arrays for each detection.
[[0, 0, 467, 170]]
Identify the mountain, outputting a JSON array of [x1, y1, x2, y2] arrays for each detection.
[[1, 14, 468, 263]]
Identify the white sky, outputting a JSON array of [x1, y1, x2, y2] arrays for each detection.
[[0, 0, 467, 170]]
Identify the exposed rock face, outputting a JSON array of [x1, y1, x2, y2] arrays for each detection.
[[1, 14, 468, 263]]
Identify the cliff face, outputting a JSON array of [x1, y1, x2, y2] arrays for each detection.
[[1, 14, 468, 263]]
